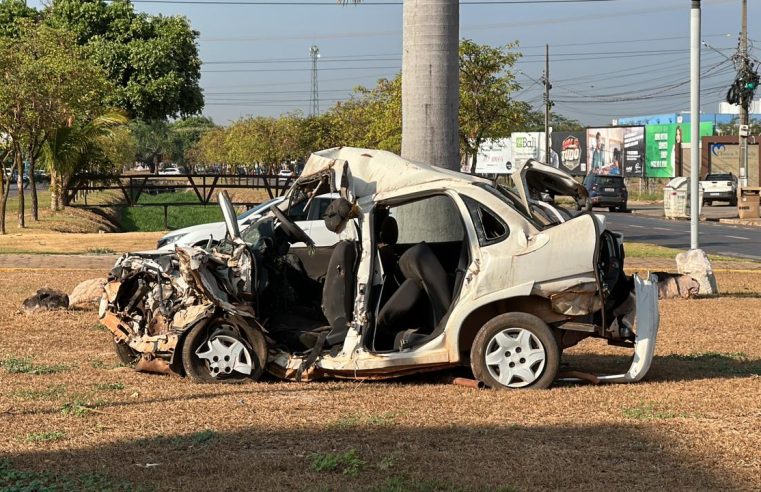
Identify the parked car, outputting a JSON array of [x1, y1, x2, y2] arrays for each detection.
[[159, 164, 184, 176], [701, 172, 738, 206], [277, 168, 294, 184], [581, 174, 628, 212], [155, 194, 340, 250], [100, 148, 659, 390]]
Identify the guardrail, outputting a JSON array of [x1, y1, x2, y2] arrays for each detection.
[[67, 172, 295, 207]]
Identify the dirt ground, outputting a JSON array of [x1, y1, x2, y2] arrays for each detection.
[[0, 260, 760, 491]]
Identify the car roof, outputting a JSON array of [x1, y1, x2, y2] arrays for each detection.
[[299, 147, 489, 199]]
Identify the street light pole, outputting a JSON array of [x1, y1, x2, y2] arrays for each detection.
[[690, 0, 701, 250]]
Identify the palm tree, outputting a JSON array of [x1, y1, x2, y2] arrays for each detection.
[[42, 110, 128, 210], [339, 0, 460, 169]]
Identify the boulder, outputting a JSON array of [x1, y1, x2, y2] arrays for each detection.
[[22, 288, 69, 313], [653, 272, 701, 299], [68, 278, 107, 308], [675, 248, 718, 296]]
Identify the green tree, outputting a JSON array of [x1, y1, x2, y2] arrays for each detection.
[[169, 116, 216, 166], [521, 110, 584, 133], [42, 110, 129, 209], [45, 0, 203, 120], [0, 21, 109, 231], [716, 116, 761, 136], [0, 0, 37, 38], [458, 39, 525, 174]]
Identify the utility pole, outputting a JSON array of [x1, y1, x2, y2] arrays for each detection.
[[309, 45, 320, 117], [739, 0, 749, 186], [690, 0, 701, 249], [543, 44, 551, 163]]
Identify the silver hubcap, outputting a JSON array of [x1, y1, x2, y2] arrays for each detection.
[[485, 328, 546, 388], [196, 334, 253, 378]]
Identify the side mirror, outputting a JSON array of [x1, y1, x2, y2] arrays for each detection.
[[218, 191, 240, 240]]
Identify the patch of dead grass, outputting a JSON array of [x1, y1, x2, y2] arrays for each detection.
[[0, 231, 164, 254], [0, 269, 759, 491]]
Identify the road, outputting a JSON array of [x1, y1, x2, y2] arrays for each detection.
[[600, 210, 761, 261]]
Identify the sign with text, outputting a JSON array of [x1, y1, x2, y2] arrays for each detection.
[[623, 126, 645, 177], [473, 138, 514, 174], [550, 131, 586, 176]]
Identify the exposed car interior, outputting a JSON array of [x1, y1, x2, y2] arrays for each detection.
[[364, 195, 471, 352]]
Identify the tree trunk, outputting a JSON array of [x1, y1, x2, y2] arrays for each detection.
[[29, 153, 38, 221], [15, 146, 24, 228], [401, 0, 460, 169], [0, 149, 9, 235], [469, 137, 482, 175], [59, 174, 67, 208]]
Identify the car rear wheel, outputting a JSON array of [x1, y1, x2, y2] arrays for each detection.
[[470, 313, 559, 389], [182, 317, 267, 383], [617, 203, 627, 212], [705, 200, 713, 207]]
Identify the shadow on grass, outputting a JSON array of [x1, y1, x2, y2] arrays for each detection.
[[1, 422, 745, 491], [562, 351, 761, 382]]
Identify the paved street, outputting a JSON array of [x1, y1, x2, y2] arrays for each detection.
[[600, 209, 761, 261]]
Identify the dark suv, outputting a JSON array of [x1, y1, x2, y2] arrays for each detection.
[[581, 174, 628, 212]]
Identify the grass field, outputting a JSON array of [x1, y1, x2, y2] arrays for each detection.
[[120, 192, 224, 232], [0, 254, 759, 490]]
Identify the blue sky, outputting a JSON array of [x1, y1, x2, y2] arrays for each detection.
[[33, 0, 761, 125]]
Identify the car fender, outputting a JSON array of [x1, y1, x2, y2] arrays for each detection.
[[444, 281, 535, 360]]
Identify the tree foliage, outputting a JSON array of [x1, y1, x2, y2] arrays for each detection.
[[45, 0, 203, 120], [0, 0, 37, 37], [0, 20, 115, 228]]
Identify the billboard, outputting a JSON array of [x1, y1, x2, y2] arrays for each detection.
[[645, 123, 713, 178], [511, 132, 547, 167], [472, 138, 514, 174], [550, 131, 586, 175], [587, 127, 624, 175], [623, 126, 645, 177]]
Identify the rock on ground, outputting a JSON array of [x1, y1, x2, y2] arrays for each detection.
[[676, 248, 719, 295], [68, 278, 107, 308], [22, 288, 69, 313]]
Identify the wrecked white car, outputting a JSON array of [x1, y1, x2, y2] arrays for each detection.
[[99, 147, 659, 389]]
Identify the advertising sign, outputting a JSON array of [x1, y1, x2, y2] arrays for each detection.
[[472, 138, 514, 174], [551, 131, 586, 175], [587, 127, 624, 175], [622, 126, 645, 177], [645, 123, 713, 178], [511, 132, 547, 168]]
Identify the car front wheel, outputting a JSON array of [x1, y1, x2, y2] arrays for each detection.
[[182, 317, 267, 383], [470, 313, 559, 389]]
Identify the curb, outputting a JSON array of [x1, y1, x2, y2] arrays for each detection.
[[719, 218, 761, 227]]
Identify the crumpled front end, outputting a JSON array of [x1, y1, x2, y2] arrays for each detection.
[[99, 245, 255, 373]]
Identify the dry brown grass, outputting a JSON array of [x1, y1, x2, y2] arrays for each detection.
[[0, 231, 163, 255], [0, 264, 759, 491]]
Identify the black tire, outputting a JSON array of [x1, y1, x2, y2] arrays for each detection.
[[470, 313, 560, 390], [705, 200, 713, 207], [730, 198, 738, 207], [113, 339, 140, 366], [182, 316, 267, 383], [617, 203, 627, 212], [608, 206, 617, 212]]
